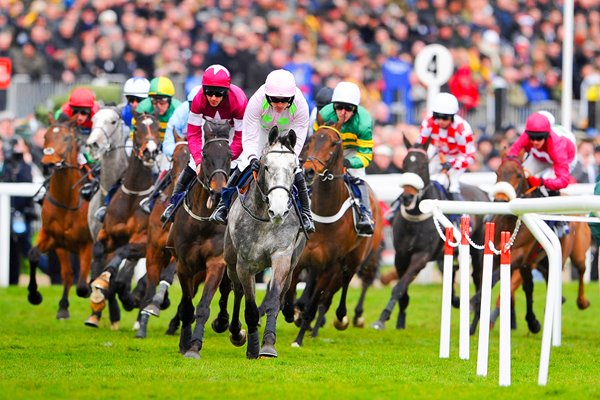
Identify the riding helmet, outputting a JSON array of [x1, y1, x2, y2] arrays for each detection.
[[332, 82, 361, 106], [123, 77, 150, 98]]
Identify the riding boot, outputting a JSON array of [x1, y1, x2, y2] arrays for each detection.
[[94, 206, 107, 223], [160, 166, 196, 223], [294, 171, 315, 233], [80, 178, 99, 202], [355, 180, 374, 235], [210, 168, 243, 225], [140, 170, 173, 214]]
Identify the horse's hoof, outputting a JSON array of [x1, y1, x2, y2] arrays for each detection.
[[165, 327, 177, 336], [135, 329, 147, 339], [291, 341, 301, 348], [528, 320, 541, 334], [132, 321, 140, 331], [84, 315, 100, 328], [76, 286, 90, 298], [451, 296, 460, 308], [577, 299, 590, 310], [333, 315, 349, 331], [28, 291, 42, 305], [211, 317, 229, 334], [111, 322, 120, 331], [372, 321, 385, 330], [183, 350, 201, 359], [353, 317, 365, 328], [230, 329, 247, 347], [259, 344, 278, 358], [143, 304, 161, 317], [56, 309, 70, 320]]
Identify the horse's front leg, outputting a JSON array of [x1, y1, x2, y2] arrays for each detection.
[[227, 269, 246, 347], [177, 268, 196, 355], [184, 258, 226, 359], [238, 265, 260, 359], [334, 265, 354, 331], [54, 248, 74, 320], [76, 242, 93, 298], [211, 273, 231, 334], [520, 265, 540, 334]]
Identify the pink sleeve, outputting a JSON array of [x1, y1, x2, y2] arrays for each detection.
[[187, 96, 205, 165], [507, 133, 529, 158], [231, 131, 242, 160]]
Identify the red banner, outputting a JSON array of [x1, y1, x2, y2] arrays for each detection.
[[0, 58, 11, 89]]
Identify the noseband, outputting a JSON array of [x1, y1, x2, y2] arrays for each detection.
[[305, 126, 343, 181], [89, 113, 123, 156], [134, 116, 159, 162], [42, 125, 78, 170]]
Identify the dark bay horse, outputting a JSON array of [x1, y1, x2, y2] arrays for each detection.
[[371, 139, 489, 331], [27, 115, 93, 319], [225, 127, 307, 359], [285, 124, 384, 347], [85, 112, 161, 328], [482, 155, 591, 333], [171, 120, 234, 358]]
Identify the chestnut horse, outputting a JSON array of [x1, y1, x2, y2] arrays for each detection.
[[479, 155, 590, 334], [285, 124, 384, 347], [85, 112, 161, 328], [170, 120, 233, 358], [133, 130, 187, 338], [27, 116, 93, 319]]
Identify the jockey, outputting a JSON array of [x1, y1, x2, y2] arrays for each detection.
[[209, 68, 315, 233], [417, 92, 476, 201], [134, 76, 181, 145], [56, 87, 101, 200], [508, 111, 577, 236], [138, 85, 202, 214], [160, 64, 247, 223], [316, 81, 375, 235], [308, 86, 334, 137], [120, 76, 150, 129]]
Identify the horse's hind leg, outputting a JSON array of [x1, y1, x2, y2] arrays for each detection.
[[76, 243, 92, 298], [228, 277, 246, 347], [55, 248, 74, 320], [520, 265, 540, 334], [571, 224, 591, 310], [293, 276, 324, 347], [177, 274, 195, 355]]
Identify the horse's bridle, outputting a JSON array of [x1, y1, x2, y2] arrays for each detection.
[[305, 125, 344, 181], [196, 136, 231, 191], [133, 115, 159, 162], [42, 124, 79, 170]]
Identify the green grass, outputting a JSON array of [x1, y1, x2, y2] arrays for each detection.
[[1, 280, 599, 399]]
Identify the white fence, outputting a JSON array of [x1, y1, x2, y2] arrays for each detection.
[[0, 175, 595, 287]]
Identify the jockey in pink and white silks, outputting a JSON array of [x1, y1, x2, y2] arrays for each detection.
[[209, 69, 315, 233], [160, 64, 248, 223], [507, 111, 577, 236]]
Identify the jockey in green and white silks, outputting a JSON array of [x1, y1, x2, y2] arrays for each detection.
[[210, 69, 315, 233], [317, 81, 375, 235]]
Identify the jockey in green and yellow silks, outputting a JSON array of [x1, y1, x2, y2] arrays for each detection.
[[317, 81, 375, 235], [133, 76, 181, 143]]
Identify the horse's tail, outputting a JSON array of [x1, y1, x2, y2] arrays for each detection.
[[27, 246, 43, 305]]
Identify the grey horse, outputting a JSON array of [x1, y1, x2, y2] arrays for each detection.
[[224, 127, 307, 359]]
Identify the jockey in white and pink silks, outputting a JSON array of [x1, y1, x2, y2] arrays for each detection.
[[160, 64, 248, 222], [209, 69, 315, 233]]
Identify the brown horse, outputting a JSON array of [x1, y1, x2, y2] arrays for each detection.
[[286, 123, 384, 347], [133, 131, 187, 338], [482, 155, 591, 333], [84, 112, 161, 328], [27, 115, 93, 319], [170, 120, 233, 358]]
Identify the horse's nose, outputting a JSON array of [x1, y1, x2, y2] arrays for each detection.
[[304, 168, 315, 183], [268, 208, 289, 223], [401, 194, 414, 207]]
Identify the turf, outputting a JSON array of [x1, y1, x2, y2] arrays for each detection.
[[1, 280, 599, 399]]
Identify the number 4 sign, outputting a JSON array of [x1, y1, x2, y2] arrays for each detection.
[[414, 44, 453, 86]]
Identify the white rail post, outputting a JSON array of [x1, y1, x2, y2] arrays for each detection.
[[0, 193, 11, 287], [439, 226, 454, 358], [499, 231, 512, 386], [459, 215, 471, 360], [476, 221, 496, 376]]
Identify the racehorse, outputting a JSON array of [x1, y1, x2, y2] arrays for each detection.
[[481, 155, 591, 333], [27, 115, 93, 319], [371, 138, 489, 331], [171, 120, 234, 357], [285, 123, 384, 347], [84, 112, 161, 328], [225, 127, 307, 358], [133, 130, 186, 339]]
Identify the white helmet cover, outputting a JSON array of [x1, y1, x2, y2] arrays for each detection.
[[123, 77, 150, 98], [332, 81, 361, 106]]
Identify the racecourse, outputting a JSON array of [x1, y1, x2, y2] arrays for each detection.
[[1, 281, 599, 399]]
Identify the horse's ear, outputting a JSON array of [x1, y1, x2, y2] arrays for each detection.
[[48, 112, 55, 124], [518, 147, 526, 162], [403, 134, 413, 149], [133, 110, 141, 121], [284, 129, 297, 151], [268, 126, 279, 145], [174, 128, 184, 142]]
